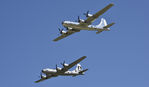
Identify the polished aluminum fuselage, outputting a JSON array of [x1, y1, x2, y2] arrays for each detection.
[[42, 68, 82, 76], [62, 21, 108, 31]]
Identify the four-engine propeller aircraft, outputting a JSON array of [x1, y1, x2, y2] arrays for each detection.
[[35, 56, 88, 83], [53, 3, 115, 41]]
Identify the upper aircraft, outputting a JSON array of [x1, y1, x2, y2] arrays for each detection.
[[53, 3, 115, 41], [35, 56, 88, 83]]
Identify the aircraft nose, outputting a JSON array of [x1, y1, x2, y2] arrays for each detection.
[[62, 21, 64, 24], [42, 69, 45, 73]]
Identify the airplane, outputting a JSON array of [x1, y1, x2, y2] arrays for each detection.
[[53, 3, 115, 41], [35, 56, 88, 83]]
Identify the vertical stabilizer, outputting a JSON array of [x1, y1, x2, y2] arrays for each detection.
[[75, 64, 82, 72], [96, 18, 108, 28]]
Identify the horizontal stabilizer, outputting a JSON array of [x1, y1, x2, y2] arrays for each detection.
[[96, 30, 102, 34], [79, 69, 88, 74], [103, 22, 115, 29]]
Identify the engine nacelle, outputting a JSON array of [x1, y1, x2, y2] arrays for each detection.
[[42, 75, 46, 78], [61, 30, 67, 34], [83, 11, 93, 17], [63, 63, 69, 67], [78, 19, 85, 23], [56, 67, 62, 71], [86, 14, 93, 17], [67, 27, 73, 30]]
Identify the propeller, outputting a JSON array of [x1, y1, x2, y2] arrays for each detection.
[[58, 28, 63, 34], [56, 64, 58, 70], [78, 16, 81, 22], [38, 72, 43, 78], [61, 61, 65, 66], [83, 10, 91, 17], [40, 72, 43, 78]]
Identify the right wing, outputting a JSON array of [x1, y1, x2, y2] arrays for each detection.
[[61, 56, 87, 72], [84, 3, 114, 25], [53, 30, 80, 42]]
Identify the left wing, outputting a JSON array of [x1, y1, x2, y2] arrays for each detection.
[[61, 56, 87, 73], [53, 30, 80, 42], [83, 3, 114, 25], [35, 76, 53, 83]]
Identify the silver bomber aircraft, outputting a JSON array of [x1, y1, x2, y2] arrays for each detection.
[[35, 56, 88, 83], [53, 3, 115, 41]]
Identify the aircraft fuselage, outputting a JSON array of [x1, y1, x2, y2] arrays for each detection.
[[42, 68, 82, 76], [62, 21, 108, 31]]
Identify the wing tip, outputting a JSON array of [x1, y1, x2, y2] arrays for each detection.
[[81, 56, 87, 59], [53, 39, 57, 42], [109, 3, 114, 6], [34, 81, 39, 83]]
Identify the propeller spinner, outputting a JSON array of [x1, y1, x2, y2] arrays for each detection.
[[61, 61, 69, 67], [58, 28, 63, 34], [83, 10, 92, 17]]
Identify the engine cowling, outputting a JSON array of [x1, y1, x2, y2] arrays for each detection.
[[61, 30, 67, 34], [78, 19, 85, 23], [56, 67, 62, 71], [67, 27, 73, 30], [58, 28, 67, 34], [86, 14, 93, 17], [63, 63, 69, 67], [78, 16, 85, 23], [41, 75, 46, 79], [83, 11, 93, 17]]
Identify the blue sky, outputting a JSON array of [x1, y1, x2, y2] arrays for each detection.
[[0, 0, 149, 87]]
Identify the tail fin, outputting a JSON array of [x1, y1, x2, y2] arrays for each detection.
[[96, 18, 115, 34], [96, 18, 108, 28], [75, 64, 82, 72]]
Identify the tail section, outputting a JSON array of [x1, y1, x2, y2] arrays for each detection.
[[96, 18, 108, 28], [96, 18, 115, 34], [75, 64, 88, 74], [75, 64, 82, 72], [79, 69, 88, 75]]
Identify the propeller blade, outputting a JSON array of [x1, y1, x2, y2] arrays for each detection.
[[83, 10, 90, 17], [58, 28, 61, 31], [78, 16, 81, 22], [40, 72, 42, 78], [58, 28, 64, 34], [87, 10, 89, 14], [78, 16, 80, 20], [56, 64, 58, 68]]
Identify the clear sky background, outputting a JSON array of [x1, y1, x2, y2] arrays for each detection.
[[0, 0, 149, 87]]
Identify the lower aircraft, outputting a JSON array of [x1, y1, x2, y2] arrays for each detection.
[[35, 56, 88, 83]]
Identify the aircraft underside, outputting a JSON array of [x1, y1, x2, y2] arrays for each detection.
[[65, 24, 104, 31]]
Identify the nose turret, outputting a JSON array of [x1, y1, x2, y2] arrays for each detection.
[[62, 21, 64, 25], [42, 69, 47, 73], [42, 69, 44, 73]]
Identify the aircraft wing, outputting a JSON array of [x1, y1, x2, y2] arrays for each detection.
[[35, 76, 53, 83], [84, 3, 114, 25], [53, 30, 80, 42], [61, 56, 86, 72]]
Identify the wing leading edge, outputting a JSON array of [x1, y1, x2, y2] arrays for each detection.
[[35, 76, 54, 83], [84, 3, 114, 25], [53, 30, 80, 42], [61, 56, 87, 72]]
